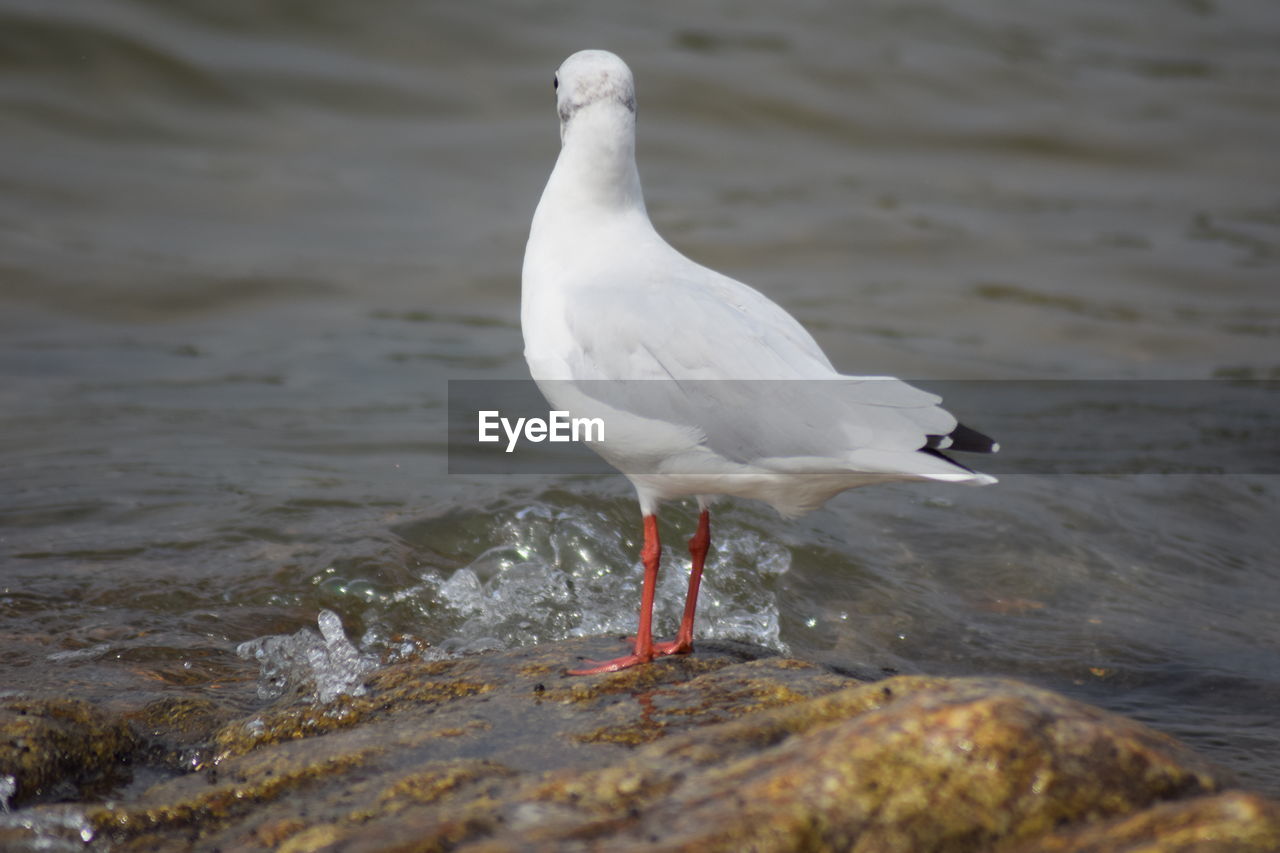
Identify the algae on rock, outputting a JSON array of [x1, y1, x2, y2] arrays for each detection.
[[1, 636, 1277, 852]]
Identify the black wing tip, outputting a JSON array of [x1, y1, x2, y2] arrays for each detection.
[[926, 422, 999, 454]]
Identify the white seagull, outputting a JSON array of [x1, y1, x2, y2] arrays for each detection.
[[522, 50, 998, 674]]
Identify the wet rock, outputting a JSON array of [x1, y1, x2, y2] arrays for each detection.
[[3, 636, 1278, 852], [0, 697, 135, 807], [1011, 790, 1280, 852], [123, 696, 238, 772]]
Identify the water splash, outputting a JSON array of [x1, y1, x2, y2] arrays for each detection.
[[236, 609, 379, 703], [236, 503, 792, 700], [402, 502, 791, 655], [0, 803, 96, 846]]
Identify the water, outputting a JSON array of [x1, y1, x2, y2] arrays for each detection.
[[1, 0, 1278, 806]]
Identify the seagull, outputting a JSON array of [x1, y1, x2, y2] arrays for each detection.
[[521, 50, 998, 674]]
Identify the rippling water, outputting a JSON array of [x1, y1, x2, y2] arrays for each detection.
[[2, 0, 1278, 803]]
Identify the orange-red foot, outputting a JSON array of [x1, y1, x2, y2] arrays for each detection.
[[651, 638, 693, 656], [622, 636, 693, 657], [568, 652, 655, 675]]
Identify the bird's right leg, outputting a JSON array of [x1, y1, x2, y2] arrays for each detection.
[[568, 514, 661, 674]]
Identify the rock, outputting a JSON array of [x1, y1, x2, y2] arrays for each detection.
[[2, 636, 1277, 852], [1011, 790, 1280, 852], [0, 697, 135, 807], [123, 696, 239, 772]]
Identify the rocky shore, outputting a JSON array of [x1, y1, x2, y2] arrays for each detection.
[[2, 635, 1277, 851]]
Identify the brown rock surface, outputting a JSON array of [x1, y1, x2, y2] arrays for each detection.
[[0, 696, 135, 806], [2, 636, 1276, 852], [1010, 790, 1280, 853]]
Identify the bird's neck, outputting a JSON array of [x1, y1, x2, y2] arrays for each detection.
[[539, 105, 646, 222]]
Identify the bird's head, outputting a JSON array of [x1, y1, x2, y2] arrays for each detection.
[[554, 50, 636, 142]]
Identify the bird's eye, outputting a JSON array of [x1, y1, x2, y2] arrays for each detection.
[[553, 74, 559, 91]]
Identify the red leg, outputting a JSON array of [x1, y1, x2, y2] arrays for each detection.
[[569, 515, 662, 674], [654, 508, 710, 656]]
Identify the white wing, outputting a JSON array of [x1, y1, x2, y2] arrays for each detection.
[[549, 248, 958, 470]]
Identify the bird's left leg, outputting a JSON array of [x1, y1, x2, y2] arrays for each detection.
[[654, 507, 710, 656]]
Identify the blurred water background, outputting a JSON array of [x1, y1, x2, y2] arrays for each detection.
[[1, 0, 1278, 802]]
